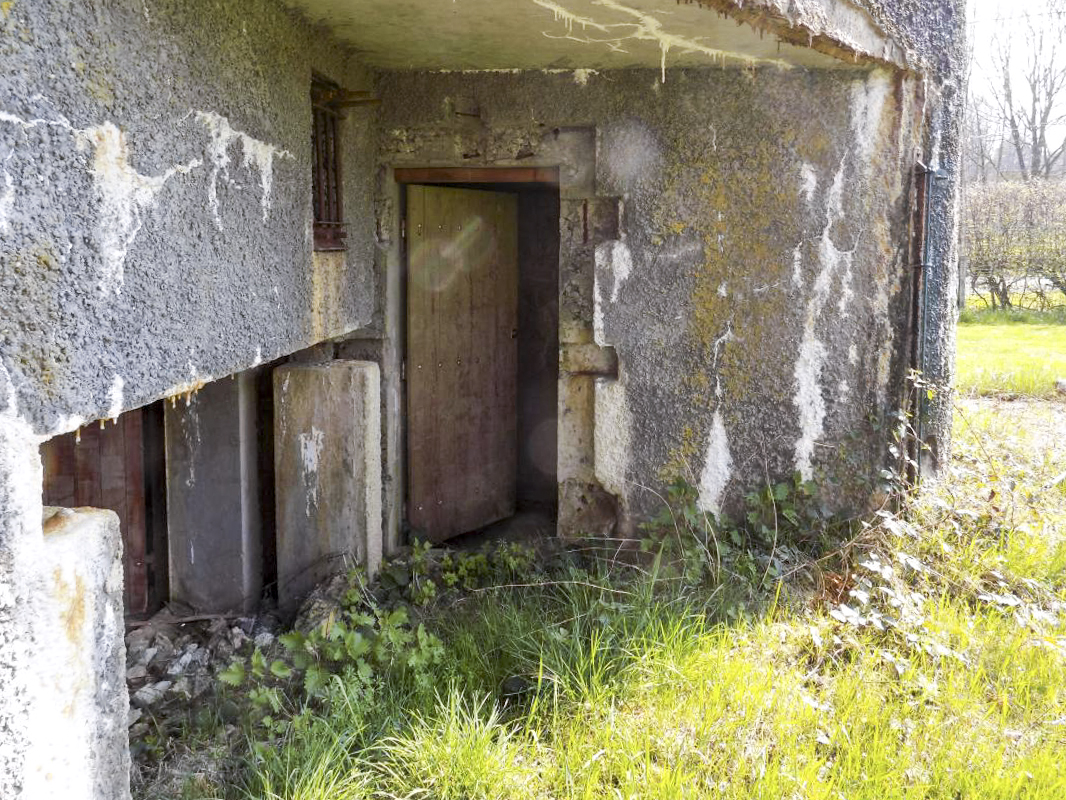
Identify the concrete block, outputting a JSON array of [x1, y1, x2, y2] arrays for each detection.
[[2, 421, 130, 799], [557, 375, 595, 484], [539, 127, 596, 198], [274, 361, 381, 613], [560, 344, 618, 377], [30, 507, 130, 800], [166, 372, 262, 613]]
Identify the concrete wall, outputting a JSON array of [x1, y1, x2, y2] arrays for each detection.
[[0, 0, 377, 439], [376, 66, 926, 528]]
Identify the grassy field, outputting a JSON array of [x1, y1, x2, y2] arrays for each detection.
[[956, 306, 1066, 397], [142, 400, 1066, 800]]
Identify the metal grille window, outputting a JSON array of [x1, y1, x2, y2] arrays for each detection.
[[311, 78, 346, 251]]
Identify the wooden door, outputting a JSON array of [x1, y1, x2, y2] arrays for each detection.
[[406, 185, 519, 541], [41, 410, 151, 615]]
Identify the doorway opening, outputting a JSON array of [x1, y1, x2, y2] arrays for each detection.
[[398, 168, 560, 545]]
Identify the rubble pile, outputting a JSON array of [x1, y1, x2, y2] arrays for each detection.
[[124, 609, 281, 739]]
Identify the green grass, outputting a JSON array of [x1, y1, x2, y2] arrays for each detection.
[[956, 306, 1066, 397], [150, 402, 1066, 800]]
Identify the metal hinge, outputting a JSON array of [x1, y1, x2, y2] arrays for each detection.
[[401, 359, 406, 381], [401, 218, 406, 240]]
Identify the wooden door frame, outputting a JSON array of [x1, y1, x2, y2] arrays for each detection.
[[396, 167, 560, 539]]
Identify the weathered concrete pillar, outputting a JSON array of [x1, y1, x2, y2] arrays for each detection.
[[165, 372, 262, 613], [1, 414, 131, 799], [274, 360, 381, 613]]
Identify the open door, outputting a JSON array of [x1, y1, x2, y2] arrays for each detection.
[[406, 185, 519, 541]]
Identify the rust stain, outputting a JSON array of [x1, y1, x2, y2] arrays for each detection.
[[53, 568, 87, 647]]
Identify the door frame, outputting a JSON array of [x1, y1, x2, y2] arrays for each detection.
[[396, 167, 561, 540]]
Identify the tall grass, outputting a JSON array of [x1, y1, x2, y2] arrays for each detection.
[[167, 401, 1066, 800], [956, 318, 1066, 397]]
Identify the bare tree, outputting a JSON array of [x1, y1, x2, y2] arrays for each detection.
[[962, 93, 1006, 184], [988, 0, 1066, 181]]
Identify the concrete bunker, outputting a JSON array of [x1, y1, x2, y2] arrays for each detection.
[[0, 0, 964, 795]]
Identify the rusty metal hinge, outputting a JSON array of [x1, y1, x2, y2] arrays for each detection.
[[401, 218, 406, 240]]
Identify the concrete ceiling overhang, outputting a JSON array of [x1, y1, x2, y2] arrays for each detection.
[[281, 0, 908, 73]]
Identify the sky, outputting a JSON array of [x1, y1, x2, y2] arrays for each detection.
[[967, 0, 1066, 162]]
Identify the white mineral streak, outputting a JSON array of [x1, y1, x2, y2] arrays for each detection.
[[77, 122, 201, 295], [593, 239, 634, 344], [195, 111, 294, 228], [298, 427, 325, 517], [793, 155, 849, 481], [572, 68, 597, 85], [791, 242, 804, 288], [106, 375, 124, 420], [697, 325, 735, 515], [532, 0, 790, 82], [800, 162, 818, 203], [697, 409, 732, 515], [849, 71, 897, 406], [1, 109, 200, 294], [48, 414, 86, 438], [792, 71, 889, 479]]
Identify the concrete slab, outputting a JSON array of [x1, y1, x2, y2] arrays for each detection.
[[165, 372, 263, 613], [274, 361, 381, 613]]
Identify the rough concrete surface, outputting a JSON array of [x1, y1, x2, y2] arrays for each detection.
[[274, 360, 382, 613], [0, 0, 377, 437]]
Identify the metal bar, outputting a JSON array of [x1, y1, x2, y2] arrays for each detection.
[[332, 114, 343, 226]]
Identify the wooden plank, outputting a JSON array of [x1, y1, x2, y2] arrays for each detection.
[[40, 432, 77, 508], [123, 410, 149, 615], [74, 424, 102, 508], [99, 419, 129, 608], [394, 167, 559, 186], [141, 400, 169, 613]]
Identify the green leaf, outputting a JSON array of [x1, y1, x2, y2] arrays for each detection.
[[291, 650, 312, 670], [218, 660, 245, 687], [304, 665, 327, 695], [251, 648, 266, 679], [356, 658, 373, 683], [269, 659, 293, 679], [279, 632, 305, 651], [346, 631, 370, 660]]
